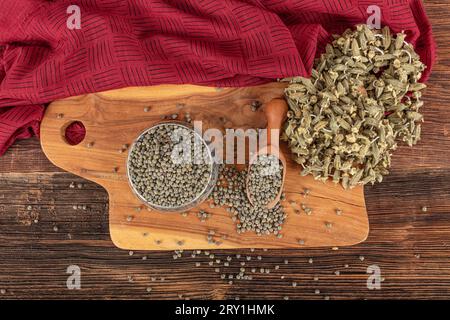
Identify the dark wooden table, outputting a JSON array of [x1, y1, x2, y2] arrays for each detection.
[[1, 1, 449, 300]]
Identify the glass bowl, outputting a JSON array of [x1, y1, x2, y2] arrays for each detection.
[[126, 121, 218, 212]]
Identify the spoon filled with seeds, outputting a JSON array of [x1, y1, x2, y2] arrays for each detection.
[[246, 99, 288, 209]]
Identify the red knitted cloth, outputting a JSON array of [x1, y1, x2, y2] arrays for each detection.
[[0, 0, 436, 155]]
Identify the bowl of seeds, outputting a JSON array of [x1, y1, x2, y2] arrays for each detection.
[[127, 122, 218, 212]]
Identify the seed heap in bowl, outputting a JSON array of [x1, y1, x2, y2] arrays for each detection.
[[128, 123, 212, 209], [283, 24, 427, 189], [247, 154, 283, 207], [209, 165, 286, 236]]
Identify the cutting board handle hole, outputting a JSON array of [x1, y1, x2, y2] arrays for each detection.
[[63, 121, 86, 146]]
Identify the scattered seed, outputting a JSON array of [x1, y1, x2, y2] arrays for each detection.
[[250, 100, 262, 112]]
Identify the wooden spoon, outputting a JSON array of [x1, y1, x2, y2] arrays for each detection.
[[246, 98, 288, 209]]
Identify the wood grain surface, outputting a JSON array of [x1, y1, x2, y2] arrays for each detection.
[[39, 84, 368, 250], [0, 0, 449, 299]]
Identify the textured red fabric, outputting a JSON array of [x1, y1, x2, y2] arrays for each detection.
[[0, 0, 436, 155]]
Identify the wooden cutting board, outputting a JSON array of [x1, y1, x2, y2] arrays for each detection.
[[40, 83, 369, 250]]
